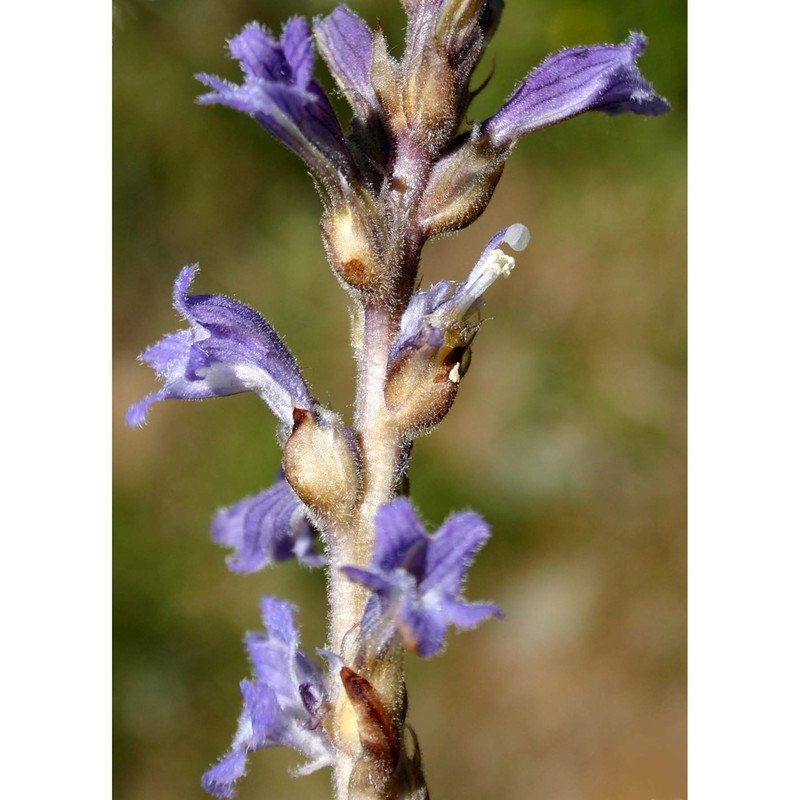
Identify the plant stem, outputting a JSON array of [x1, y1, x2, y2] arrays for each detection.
[[327, 132, 433, 799], [329, 301, 405, 799]]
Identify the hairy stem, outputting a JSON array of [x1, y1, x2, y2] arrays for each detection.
[[327, 133, 434, 800], [329, 301, 405, 799]]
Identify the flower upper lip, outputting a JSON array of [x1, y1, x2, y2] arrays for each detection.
[[125, 265, 314, 429], [196, 17, 361, 191], [482, 32, 670, 149]]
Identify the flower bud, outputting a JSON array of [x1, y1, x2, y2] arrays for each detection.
[[419, 133, 507, 236], [282, 405, 361, 518], [402, 46, 458, 148], [321, 190, 388, 293], [370, 32, 404, 134]]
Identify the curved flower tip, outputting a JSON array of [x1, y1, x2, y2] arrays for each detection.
[[342, 498, 502, 658], [483, 31, 670, 148], [202, 749, 247, 799], [212, 476, 324, 572], [126, 267, 314, 429], [196, 17, 356, 185]]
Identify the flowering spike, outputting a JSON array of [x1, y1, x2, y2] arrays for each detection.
[[127, 3, 670, 796], [342, 498, 502, 658], [483, 32, 670, 149], [212, 476, 324, 572], [126, 266, 313, 429]]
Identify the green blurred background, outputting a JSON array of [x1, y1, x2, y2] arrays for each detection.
[[113, 0, 686, 797]]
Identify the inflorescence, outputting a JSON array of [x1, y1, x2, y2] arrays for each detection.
[[127, 2, 667, 798]]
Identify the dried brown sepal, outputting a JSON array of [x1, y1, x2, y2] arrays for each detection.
[[340, 667, 401, 769], [345, 695, 431, 800]]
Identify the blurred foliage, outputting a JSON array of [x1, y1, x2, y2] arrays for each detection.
[[113, 0, 686, 798]]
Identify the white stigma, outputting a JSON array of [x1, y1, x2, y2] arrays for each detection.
[[503, 223, 531, 252]]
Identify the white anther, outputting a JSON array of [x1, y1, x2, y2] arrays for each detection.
[[448, 363, 461, 383], [487, 249, 516, 278], [458, 249, 515, 307]]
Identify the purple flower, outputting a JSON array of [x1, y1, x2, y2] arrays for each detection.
[[197, 17, 357, 186], [202, 597, 334, 798], [389, 223, 530, 369], [483, 32, 670, 149], [126, 266, 313, 429], [212, 476, 325, 571], [342, 498, 502, 657], [313, 6, 392, 186], [314, 6, 377, 120]]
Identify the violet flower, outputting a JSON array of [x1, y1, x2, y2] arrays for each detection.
[[483, 32, 670, 149], [314, 6, 377, 121], [382, 223, 530, 435], [342, 498, 502, 657], [390, 223, 531, 370], [125, 266, 313, 429], [212, 475, 325, 572], [203, 597, 334, 798], [197, 17, 359, 189]]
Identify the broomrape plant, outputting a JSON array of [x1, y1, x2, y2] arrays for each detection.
[[126, 1, 668, 798]]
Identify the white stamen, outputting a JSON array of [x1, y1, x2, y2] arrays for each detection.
[[488, 249, 516, 278], [454, 248, 516, 314], [448, 363, 461, 383], [433, 224, 530, 325]]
